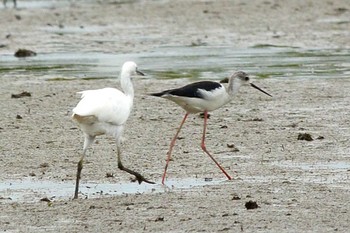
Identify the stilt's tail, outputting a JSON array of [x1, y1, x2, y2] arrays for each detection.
[[149, 91, 169, 97]]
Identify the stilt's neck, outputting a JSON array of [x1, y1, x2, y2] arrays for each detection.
[[227, 76, 241, 97], [120, 70, 134, 98]]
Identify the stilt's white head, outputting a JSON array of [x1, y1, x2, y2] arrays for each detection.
[[228, 71, 272, 97]]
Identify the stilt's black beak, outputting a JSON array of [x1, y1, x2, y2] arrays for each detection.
[[136, 69, 145, 76], [250, 83, 272, 97]]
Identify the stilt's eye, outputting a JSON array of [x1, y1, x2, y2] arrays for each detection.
[[244, 76, 249, 81]]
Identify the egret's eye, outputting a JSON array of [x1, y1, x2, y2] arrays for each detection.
[[244, 76, 249, 81]]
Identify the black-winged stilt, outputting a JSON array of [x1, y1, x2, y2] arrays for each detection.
[[150, 71, 272, 184]]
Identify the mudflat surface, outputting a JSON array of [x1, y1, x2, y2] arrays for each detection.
[[1, 0, 350, 232]]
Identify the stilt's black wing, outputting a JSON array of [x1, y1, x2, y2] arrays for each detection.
[[151, 81, 222, 98]]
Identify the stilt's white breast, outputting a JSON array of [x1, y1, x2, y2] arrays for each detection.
[[164, 86, 231, 113]]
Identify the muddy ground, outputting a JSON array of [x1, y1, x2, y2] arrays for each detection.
[[1, 0, 350, 232]]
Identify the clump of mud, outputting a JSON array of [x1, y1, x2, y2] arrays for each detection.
[[14, 49, 37, 57], [245, 200, 259, 209], [297, 133, 313, 141]]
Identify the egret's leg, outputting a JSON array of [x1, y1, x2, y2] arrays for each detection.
[[200, 111, 232, 180], [74, 134, 95, 199], [116, 145, 155, 184], [162, 113, 189, 185]]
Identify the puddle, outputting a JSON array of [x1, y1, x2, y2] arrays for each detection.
[[0, 178, 225, 202], [0, 46, 349, 81], [0, 0, 71, 9], [1, 0, 125, 9]]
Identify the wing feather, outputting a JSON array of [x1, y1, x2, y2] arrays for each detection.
[[72, 88, 132, 125]]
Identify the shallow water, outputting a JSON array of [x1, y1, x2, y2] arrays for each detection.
[[1, 46, 349, 81], [0, 0, 69, 9], [0, 178, 225, 202], [0, 0, 110, 9]]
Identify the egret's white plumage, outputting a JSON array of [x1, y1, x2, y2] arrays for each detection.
[[73, 88, 132, 136], [72, 61, 154, 199], [150, 71, 272, 184]]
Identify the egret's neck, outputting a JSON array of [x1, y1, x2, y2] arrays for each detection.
[[120, 71, 134, 98]]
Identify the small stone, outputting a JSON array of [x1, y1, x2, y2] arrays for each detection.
[[232, 194, 241, 200], [155, 217, 164, 222], [220, 77, 229, 83], [227, 143, 239, 152], [297, 133, 313, 141], [11, 91, 31, 98], [245, 200, 259, 209], [40, 197, 51, 202], [39, 163, 49, 168], [14, 49, 37, 57]]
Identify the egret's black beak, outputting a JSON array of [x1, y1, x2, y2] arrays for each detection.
[[136, 69, 145, 76], [250, 83, 272, 97]]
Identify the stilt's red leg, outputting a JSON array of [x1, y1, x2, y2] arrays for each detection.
[[201, 111, 232, 180], [162, 113, 189, 185]]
